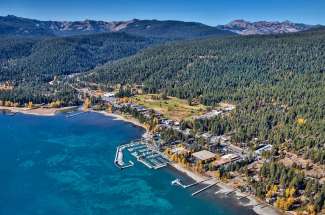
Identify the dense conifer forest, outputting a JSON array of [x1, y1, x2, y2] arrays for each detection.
[[81, 29, 325, 163], [0, 32, 160, 83], [0, 14, 325, 213], [0, 32, 162, 105]]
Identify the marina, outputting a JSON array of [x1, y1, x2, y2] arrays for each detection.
[[114, 139, 170, 170]]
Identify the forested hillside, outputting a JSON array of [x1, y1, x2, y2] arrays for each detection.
[[82, 30, 325, 162], [0, 32, 162, 106], [0, 32, 159, 83], [0, 15, 235, 38], [120, 19, 235, 39]]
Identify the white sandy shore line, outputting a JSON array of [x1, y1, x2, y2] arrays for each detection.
[[170, 163, 281, 215], [0, 106, 77, 116], [92, 110, 148, 131]]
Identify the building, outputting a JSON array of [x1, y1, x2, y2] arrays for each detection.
[[102, 92, 116, 103], [197, 110, 222, 120], [254, 144, 272, 156], [192, 150, 216, 163], [171, 146, 190, 155], [215, 153, 241, 168], [201, 132, 213, 140]]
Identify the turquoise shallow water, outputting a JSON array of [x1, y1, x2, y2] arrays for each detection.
[[0, 112, 255, 215]]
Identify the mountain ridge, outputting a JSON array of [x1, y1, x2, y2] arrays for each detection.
[[2, 15, 318, 38], [217, 19, 313, 35], [0, 15, 235, 38]]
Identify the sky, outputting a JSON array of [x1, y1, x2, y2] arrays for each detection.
[[0, 0, 324, 25]]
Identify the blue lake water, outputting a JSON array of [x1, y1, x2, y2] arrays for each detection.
[[0, 112, 256, 215]]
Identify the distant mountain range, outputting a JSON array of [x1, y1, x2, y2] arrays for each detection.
[[217, 19, 313, 35], [0, 15, 318, 39], [0, 15, 234, 39]]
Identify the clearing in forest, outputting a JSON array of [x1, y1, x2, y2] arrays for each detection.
[[132, 94, 208, 121]]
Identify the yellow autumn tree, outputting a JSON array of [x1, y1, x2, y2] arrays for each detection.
[[296, 117, 306, 126], [107, 104, 113, 113], [275, 196, 295, 211], [83, 98, 91, 111], [285, 187, 296, 198], [304, 204, 316, 215], [149, 117, 159, 132], [27, 101, 33, 109], [50, 100, 61, 108], [215, 170, 221, 179], [5, 101, 13, 107], [266, 184, 278, 198]]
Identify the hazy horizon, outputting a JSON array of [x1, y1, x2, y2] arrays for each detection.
[[1, 0, 324, 26], [1, 13, 319, 27]]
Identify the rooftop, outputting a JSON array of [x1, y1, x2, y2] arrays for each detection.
[[221, 153, 240, 161], [192, 150, 216, 161]]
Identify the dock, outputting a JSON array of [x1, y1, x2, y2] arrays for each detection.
[[238, 194, 250, 200], [125, 139, 170, 169], [66, 111, 87, 118], [171, 177, 213, 188], [114, 145, 134, 169], [225, 189, 237, 196], [191, 182, 218, 196]]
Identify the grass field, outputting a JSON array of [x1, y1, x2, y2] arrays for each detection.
[[132, 94, 208, 121]]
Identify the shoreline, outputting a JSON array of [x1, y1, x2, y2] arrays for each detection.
[[92, 110, 149, 131], [2, 107, 281, 215], [0, 106, 77, 116], [169, 163, 281, 215]]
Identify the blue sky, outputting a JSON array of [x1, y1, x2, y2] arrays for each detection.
[[0, 0, 324, 25]]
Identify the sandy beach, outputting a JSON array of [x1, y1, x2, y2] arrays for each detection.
[[93, 110, 148, 131], [0, 106, 77, 116], [170, 162, 281, 215]]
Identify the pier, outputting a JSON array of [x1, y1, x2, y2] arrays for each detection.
[[114, 145, 134, 169], [238, 194, 250, 200], [191, 182, 218, 196], [225, 189, 237, 196], [66, 111, 88, 118], [171, 177, 214, 188]]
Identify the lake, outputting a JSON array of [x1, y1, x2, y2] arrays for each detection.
[[0, 112, 256, 215]]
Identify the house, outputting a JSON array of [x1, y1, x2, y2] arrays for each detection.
[[197, 110, 222, 120], [254, 144, 272, 156], [221, 153, 240, 161], [208, 143, 220, 153], [134, 105, 147, 112], [201, 132, 213, 140], [171, 146, 190, 155], [103, 92, 115, 98], [102, 92, 116, 103], [215, 153, 241, 168], [192, 150, 216, 164]]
